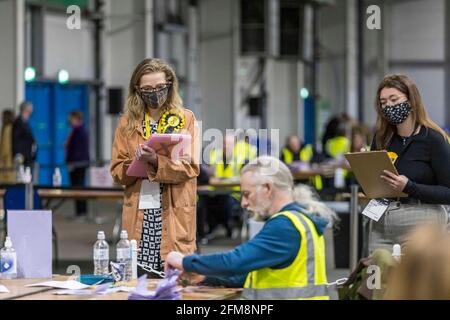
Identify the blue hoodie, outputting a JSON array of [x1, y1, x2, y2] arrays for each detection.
[[182, 202, 328, 287]]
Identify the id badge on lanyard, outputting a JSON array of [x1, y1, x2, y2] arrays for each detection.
[[362, 198, 389, 222], [139, 180, 161, 210]]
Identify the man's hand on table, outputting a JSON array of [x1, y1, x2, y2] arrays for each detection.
[[165, 251, 185, 272], [165, 251, 206, 287]]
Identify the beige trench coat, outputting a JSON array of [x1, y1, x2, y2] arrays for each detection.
[[110, 108, 199, 259]]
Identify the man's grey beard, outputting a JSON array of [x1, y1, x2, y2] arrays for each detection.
[[248, 197, 272, 220]]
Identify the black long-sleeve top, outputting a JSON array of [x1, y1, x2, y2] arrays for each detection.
[[371, 126, 450, 204], [12, 117, 36, 166]]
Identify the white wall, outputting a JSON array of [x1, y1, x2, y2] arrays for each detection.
[[342, 0, 447, 128], [102, 0, 148, 161], [318, 1, 347, 117], [106, 0, 146, 88], [266, 59, 301, 150], [44, 13, 94, 79], [0, 0, 24, 114], [388, 0, 444, 61], [198, 0, 234, 132], [386, 0, 446, 127]]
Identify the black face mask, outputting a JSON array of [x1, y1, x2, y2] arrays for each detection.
[[139, 87, 169, 109], [382, 101, 411, 125]]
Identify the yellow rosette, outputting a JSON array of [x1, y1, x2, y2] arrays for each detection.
[[387, 151, 398, 164], [158, 110, 185, 134]]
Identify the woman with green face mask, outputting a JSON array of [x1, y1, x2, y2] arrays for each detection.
[[367, 74, 449, 254]]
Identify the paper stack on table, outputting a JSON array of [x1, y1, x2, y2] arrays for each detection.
[[26, 280, 92, 290], [128, 269, 182, 300], [0, 285, 10, 293], [54, 283, 132, 296]]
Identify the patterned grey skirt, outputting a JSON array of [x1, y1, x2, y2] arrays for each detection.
[[368, 202, 448, 254]]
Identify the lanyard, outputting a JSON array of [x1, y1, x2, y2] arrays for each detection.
[[142, 113, 152, 140], [386, 123, 420, 160]]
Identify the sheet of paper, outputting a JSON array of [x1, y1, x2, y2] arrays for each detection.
[[26, 280, 91, 290], [128, 269, 181, 300], [362, 199, 389, 222], [0, 285, 10, 293], [53, 286, 133, 296], [7, 210, 52, 278], [139, 180, 161, 210]]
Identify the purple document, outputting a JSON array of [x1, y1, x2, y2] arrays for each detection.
[[126, 134, 192, 178], [7, 210, 52, 279]]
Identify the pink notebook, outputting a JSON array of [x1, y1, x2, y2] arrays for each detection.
[[126, 133, 192, 177]]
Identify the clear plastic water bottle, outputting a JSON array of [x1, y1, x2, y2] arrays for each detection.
[[0, 237, 17, 279], [116, 230, 132, 281], [93, 231, 109, 275], [17, 165, 25, 183], [334, 167, 345, 189], [24, 167, 32, 184], [52, 167, 62, 187]]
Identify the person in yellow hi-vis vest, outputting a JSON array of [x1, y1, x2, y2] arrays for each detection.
[[324, 135, 350, 159], [166, 156, 337, 300], [281, 135, 323, 191], [206, 134, 257, 239], [322, 122, 351, 190]]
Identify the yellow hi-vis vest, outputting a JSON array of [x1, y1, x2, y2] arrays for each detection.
[[243, 210, 330, 300], [281, 146, 323, 190], [325, 136, 350, 178], [209, 149, 241, 179], [325, 136, 350, 158], [209, 148, 241, 196], [234, 140, 257, 165], [281, 145, 313, 164], [209, 142, 257, 180]]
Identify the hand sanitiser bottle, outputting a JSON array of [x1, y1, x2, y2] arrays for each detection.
[[93, 231, 109, 275], [0, 237, 17, 279]]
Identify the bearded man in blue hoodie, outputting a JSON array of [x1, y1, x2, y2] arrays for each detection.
[[165, 156, 333, 300]]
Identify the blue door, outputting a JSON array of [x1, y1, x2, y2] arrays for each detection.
[[26, 83, 53, 185], [25, 82, 89, 186], [53, 85, 89, 185]]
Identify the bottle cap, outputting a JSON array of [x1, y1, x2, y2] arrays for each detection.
[[392, 244, 402, 260], [97, 231, 105, 240], [120, 230, 128, 239], [24, 167, 32, 183], [4, 236, 13, 248]]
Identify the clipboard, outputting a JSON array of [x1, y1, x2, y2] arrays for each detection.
[[344, 151, 407, 199], [126, 133, 192, 177]]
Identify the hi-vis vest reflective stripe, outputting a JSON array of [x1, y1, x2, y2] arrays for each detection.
[[281, 146, 323, 190], [243, 210, 329, 300]]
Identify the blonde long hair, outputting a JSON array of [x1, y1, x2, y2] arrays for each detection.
[[384, 225, 450, 300], [374, 74, 447, 149], [123, 58, 184, 135]]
